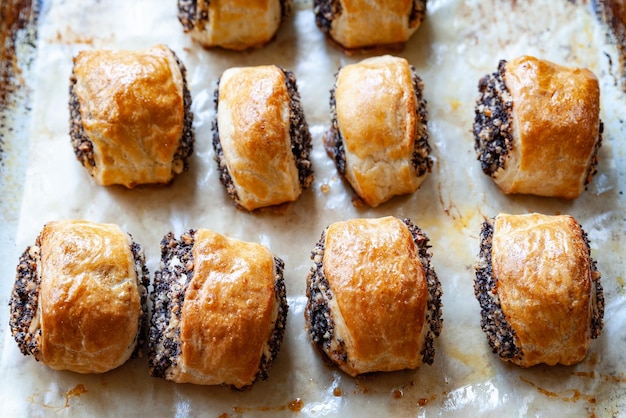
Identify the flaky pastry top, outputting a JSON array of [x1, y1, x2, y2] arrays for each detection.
[[217, 65, 301, 210], [492, 213, 592, 366], [495, 55, 601, 199], [72, 45, 184, 187], [322, 216, 428, 375], [38, 220, 141, 373], [335, 55, 421, 207], [174, 229, 276, 388]]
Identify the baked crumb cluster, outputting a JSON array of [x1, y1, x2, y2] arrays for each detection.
[[305, 229, 348, 365], [402, 218, 443, 365], [257, 257, 289, 383], [473, 219, 522, 361], [409, 71, 432, 179], [171, 51, 195, 176], [10, 245, 42, 358], [313, 0, 343, 34], [148, 230, 196, 379], [580, 227, 605, 339], [473, 60, 514, 177], [284, 70, 315, 190]]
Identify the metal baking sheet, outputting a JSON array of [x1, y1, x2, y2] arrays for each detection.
[[1, 0, 626, 416]]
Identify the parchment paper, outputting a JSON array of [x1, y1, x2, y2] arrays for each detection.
[[1, 0, 625, 416]]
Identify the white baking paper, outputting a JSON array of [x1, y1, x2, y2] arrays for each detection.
[[1, 0, 625, 416]]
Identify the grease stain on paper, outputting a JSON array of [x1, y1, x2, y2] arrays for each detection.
[[63, 383, 88, 407]]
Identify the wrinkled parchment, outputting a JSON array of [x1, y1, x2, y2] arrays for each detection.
[[1, 0, 625, 416]]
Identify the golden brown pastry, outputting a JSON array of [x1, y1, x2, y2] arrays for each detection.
[[69, 44, 194, 188], [9, 220, 149, 374], [313, 0, 427, 50], [324, 55, 431, 207], [474, 213, 604, 367], [305, 216, 443, 376], [178, 0, 291, 50], [474, 55, 602, 199], [213, 65, 313, 211], [149, 229, 288, 389]]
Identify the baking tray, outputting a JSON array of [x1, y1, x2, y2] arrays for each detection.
[[1, 0, 626, 416]]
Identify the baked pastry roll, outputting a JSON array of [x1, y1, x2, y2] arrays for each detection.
[[69, 44, 194, 188], [9, 220, 149, 374], [474, 213, 604, 367], [313, 0, 427, 50], [473, 55, 602, 199], [213, 65, 313, 211], [305, 216, 443, 376], [149, 229, 288, 389], [178, 0, 291, 50], [324, 55, 431, 207]]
